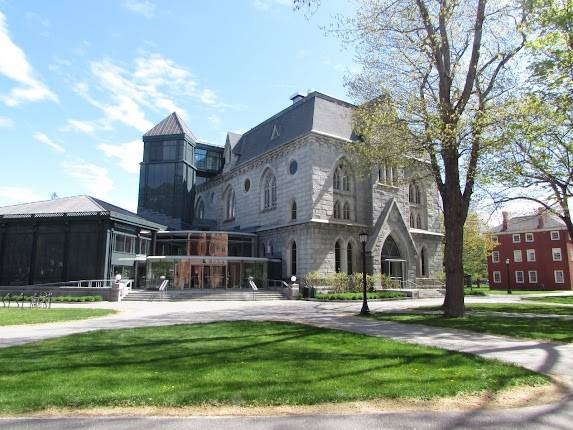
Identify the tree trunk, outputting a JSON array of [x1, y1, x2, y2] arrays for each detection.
[[442, 210, 465, 317]]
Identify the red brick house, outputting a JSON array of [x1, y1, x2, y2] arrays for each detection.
[[487, 212, 573, 290]]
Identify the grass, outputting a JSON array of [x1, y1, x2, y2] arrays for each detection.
[[526, 296, 573, 305], [419, 303, 573, 316], [0, 308, 115, 326], [315, 291, 406, 300], [463, 287, 563, 296], [0, 321, 548, 413], [368, 313, 573, 343]]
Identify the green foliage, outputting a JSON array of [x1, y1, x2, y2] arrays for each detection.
[[463, 213, 497, 279], [0, 321, 548, 413], [315, 291, 406, 300], [2, 295, 103, 303], [527, 296, 573, 305], [0, 308, 115, 326]]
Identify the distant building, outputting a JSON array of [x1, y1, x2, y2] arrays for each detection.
[[488, 211, 573, 290]]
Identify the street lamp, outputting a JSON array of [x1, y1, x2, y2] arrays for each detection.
[[505, 258, 511, 294], [359, 232, 370, 314]]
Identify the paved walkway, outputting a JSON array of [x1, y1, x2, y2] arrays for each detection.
[[1, 295, 573, 429]]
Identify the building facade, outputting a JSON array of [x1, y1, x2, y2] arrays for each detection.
[[139, 92, 443, 285], [0, 196, 164, 286], [488, 212, 573, 290]]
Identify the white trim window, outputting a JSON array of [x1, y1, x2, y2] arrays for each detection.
[[513, 234, 521, 243], [513, 249, 522, 262], [555, 270, 565, 283], [515, 271, 524, 283], [525, 232, 534, 242], [528, 271, 538, 283], [552, 248, 562, 261], [492, 251, 500, 263], [551, 231, 560, 240], [526, 249, 536, 262], [493, 271, 501, 283]]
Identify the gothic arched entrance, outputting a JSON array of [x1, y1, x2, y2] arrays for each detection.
[[381, 236, 405, 280]]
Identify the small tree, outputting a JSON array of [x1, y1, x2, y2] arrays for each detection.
[[463, 213, 497, 280]]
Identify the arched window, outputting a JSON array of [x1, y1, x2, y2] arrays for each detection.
[[416, 213, 422, 229], [342, 169, 350, 191], [415, 185, 421, 204], [225, 188, 235, 220], [385, 161, 392, 184], [333, 169, 341, 190], [409, 184, 416, 203], [392, 166, 398, 185], [333, 201, 341, 219], [347, 243, 353, 275], [343, 202, 351, 220], [335, 241, 342, 272], [263, 173, 277, 210], [196, 199, 205, 220], [410, 212, 415, 228], [420, 248, 428, 277], [290, 241, 297, 276], [291, 200, 297, 220]]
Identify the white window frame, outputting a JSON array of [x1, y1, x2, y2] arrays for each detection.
[[492, 251, 500, 263], [551, 231, 560, 240], [552, 247, 562, 261], [493, 271, 501, 283], [512, 234, 521, 243], [515, 271, 524, 283], [513, 249, 522, 262], [526, 249, 536, 262], [554, 270, 565, 283], [528, 271, 538, 283], [525, 233, 534, 242]]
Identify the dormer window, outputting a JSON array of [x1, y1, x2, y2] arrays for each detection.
[[271, 124, 280, 140]]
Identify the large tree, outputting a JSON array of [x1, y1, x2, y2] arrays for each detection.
[[297, 0, 527, 316], [463, 212, 497, 280], [486, 0, 573, 240]]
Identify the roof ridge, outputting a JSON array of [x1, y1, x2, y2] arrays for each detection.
[[84, 195, 107, 212]]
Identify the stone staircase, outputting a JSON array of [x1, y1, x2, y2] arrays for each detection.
[[122, 288, 287, 302], [415, 288, 446, 299]]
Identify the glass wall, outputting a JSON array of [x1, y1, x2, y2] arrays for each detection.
[[194, 147, 223, 172], [156, 232, 254, 258], [67, 224, 99, 280], [1, 225, 33, 285], [34, 225, 65, 283]]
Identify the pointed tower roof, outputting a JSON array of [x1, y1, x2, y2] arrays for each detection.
[[143, 112, 197, 141]]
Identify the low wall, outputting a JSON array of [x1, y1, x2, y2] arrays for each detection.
[[0, 285, 115, 301]]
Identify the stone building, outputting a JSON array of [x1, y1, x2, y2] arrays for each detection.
[[189, 92, 443, 284]]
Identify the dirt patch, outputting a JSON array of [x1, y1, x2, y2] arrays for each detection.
[[20, 382, 567, 417]]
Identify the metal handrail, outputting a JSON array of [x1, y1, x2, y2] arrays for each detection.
[[266, 279, 290, 288]]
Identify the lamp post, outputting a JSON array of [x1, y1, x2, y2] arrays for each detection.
[[505, 258, 511, 294], [359, 232, 370, 314]]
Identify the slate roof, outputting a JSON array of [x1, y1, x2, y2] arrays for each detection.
[[0, 195, 165, 230], [143, 112, 197, 141], [231, 92, 357, 166], [226, 132, 242, 148], [490, 214, 565, 233]]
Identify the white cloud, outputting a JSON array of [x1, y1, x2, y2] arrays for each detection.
[[62, 159, 113, 199], [66, 119, 96, 134], [97, 140, 142, 174], [73, 52, 222, 133], [208, 114, 222, 126], [0, 116, 13, 128], [124, 0, 156, 18], [0, 11, 57, 106], [0, 186, 42, 205], [253, 0, 291, 11], [33, 132, 65, 153]]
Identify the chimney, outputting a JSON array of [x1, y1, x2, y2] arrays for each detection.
[[502, 211, 509, 231], [537, 207, 545, 229], [290, 92, 305, 104]]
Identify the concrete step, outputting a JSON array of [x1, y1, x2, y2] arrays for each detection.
[[123, 289, 287, 302], [416, 288, 446, 298]]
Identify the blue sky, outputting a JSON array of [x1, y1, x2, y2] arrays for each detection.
[[0, 0, 357, 212]]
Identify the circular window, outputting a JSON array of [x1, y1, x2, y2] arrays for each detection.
[[244, 178, 251, 192], [289, 160, 298, 175]]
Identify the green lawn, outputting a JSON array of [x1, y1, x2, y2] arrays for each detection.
[[419, 303, 573, 316], [0, 321, 548, 413], [368, 313, 573, 343], [315, 291, 406, 300], [526, 296, 573, 305], [0, 308, 115, 326]]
